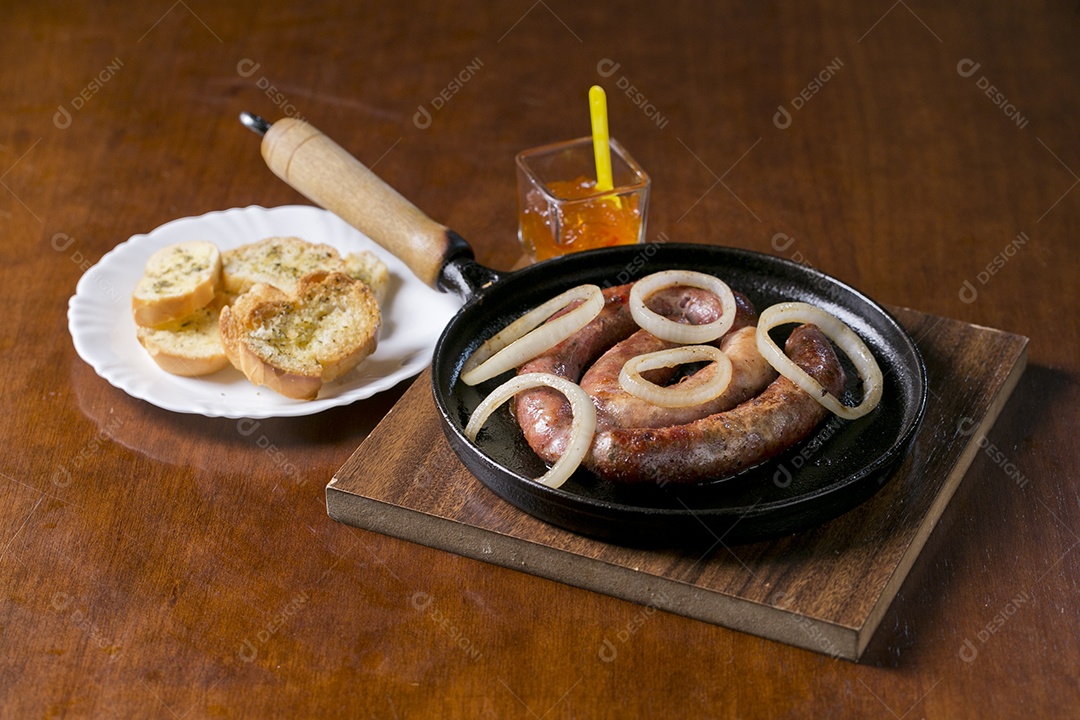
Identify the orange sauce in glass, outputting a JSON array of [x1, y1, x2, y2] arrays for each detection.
[[520, 176, 643, 261]]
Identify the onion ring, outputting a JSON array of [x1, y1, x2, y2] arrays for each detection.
[[756, 302, 883, 419], [618, 345, 734, 408], [465, 372, 596, 489], [460, 284, 604, 386], [629, 270, 737, 344]]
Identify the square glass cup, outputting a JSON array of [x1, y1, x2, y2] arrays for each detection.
[[515, 136, 650, 262]]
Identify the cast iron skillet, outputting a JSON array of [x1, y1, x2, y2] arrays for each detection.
[[243, 113, 927, 547]]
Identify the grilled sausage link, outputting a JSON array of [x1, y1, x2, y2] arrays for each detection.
[[579, 325, 777, 430], [512, 283, 755, 464], [585, 324, 846, 484]]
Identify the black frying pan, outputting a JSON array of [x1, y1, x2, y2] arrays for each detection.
[[242, 113, 927, 547]]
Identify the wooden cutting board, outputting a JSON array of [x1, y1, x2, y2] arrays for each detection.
[[327, 306, 1027, 661]]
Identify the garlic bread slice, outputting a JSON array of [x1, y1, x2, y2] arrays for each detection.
[[136, 301, 229, 377], [221, 236, 346, 296], [132, 241, 221, 327], [219, 271, 380, 400]]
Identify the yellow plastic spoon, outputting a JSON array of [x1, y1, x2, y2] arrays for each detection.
[[589, 85, 614, 192]]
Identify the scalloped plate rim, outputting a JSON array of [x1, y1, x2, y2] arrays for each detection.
[[67, 205, 462, 419]]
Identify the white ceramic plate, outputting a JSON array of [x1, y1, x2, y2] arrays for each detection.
[[68, 205, 462, 418]]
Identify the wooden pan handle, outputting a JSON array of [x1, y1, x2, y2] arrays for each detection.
[[260, 117, 468, 289]]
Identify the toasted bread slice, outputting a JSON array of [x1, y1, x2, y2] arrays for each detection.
[[344, 250, 390, 304], [221, 236, 346, 296], [136, 299, 229, 377], [219, 271, 381, 400], [132, 241, 221, 327]]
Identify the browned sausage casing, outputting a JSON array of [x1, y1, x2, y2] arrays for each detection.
[[580, 325, 777, 430], [509, 280, 847, 485], [512, 283, 756, 465], [586, 324, 845, 484]]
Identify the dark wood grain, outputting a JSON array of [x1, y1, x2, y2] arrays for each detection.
[[327, 308, 1027, 661], [2, 1, 1078, 717]]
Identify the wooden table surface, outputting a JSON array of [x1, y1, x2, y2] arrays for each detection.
[[2, 1, 1077, 717]]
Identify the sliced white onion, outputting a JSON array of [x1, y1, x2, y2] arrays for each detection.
[[629, 270, 736, 344], [465, 372, 596, 489], [755, 302, 883, 420], [460, 284, 604, 386], [618, 345, 733, 408]]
